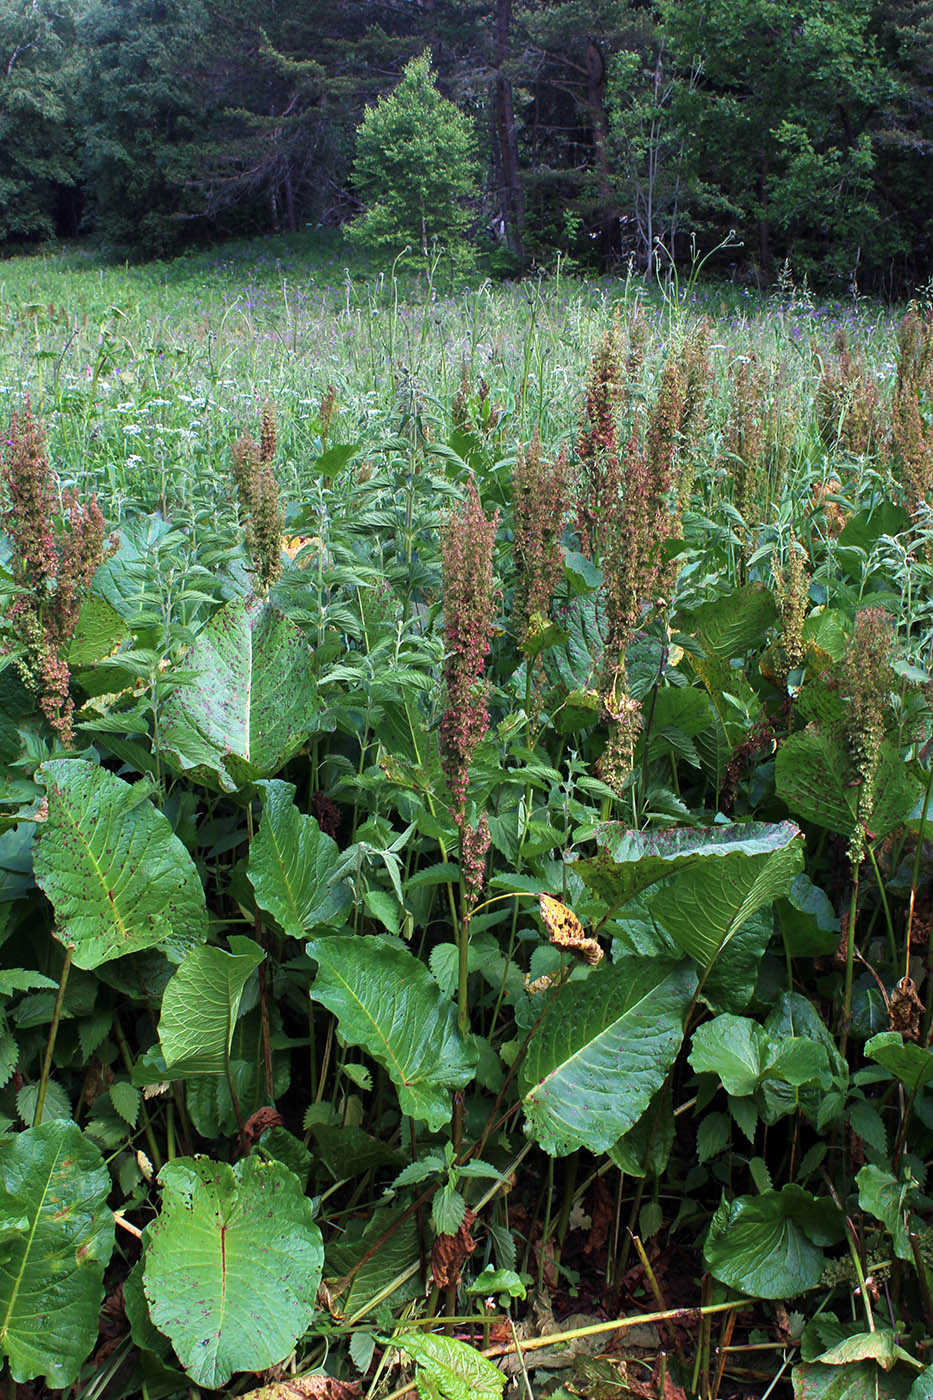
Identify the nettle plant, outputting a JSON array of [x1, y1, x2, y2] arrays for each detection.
[[0, 305, 931, 1400]]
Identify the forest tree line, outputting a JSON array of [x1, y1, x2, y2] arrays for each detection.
[[2, 0, 932, 294]]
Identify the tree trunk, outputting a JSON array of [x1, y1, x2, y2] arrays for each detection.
[[758, 153, 770, 275], [585, 37, 617, 259], [493, 0, 524, 259]]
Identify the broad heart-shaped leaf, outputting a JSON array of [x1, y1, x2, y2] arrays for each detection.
[[794, 1361, 915, 1400], [577, 821, 800, 919], [683, 583, 777, 659], [0, 1121, 114, 1388], [651, 822, 803, 970], [705, 1185, 843, 1298], [392, 1331, 505, 1400], [143, 1155, 323, 1388], [775, 728, 854, 836], [34, 760, 208, 969], [865, 1032, 933, 1091], [159, 597, 321, 793], [158, 937, 265, 1074], [519, 958, 696, 1156], [247, 780, 351, 937], [307, 936, 477, 1131]]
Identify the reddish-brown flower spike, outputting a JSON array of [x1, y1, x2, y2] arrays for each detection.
[[1, 400, 115, 741], [440, 478, 499, 826]]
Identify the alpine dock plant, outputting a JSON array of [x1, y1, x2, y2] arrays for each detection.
[[1, 246, 933, 1400]]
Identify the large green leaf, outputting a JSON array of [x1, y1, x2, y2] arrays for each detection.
[[648, 822, 802, 970], [34, 760, 208, 969], [519, 959, 696, 1156], [577, 821, 800, 919], [705, 1185, 843, 1298], [158, 937, 265, 1075], [159, 597, 321, 793], [0, 1121, 114, 1388], [393, 1331, 506, 1400], [794, 1361, 914, 1400], [684, 583, 777, 659], [308, 935, 477, 1131], [143, 1155, 323, 1388], [775, 729, 854, 836], [247, 780, 351, 937], [865, 1032, 933, 1091], [690, 1013, 832, 1119]]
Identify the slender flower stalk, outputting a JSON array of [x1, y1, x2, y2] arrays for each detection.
[[440, 478, 499, 828]]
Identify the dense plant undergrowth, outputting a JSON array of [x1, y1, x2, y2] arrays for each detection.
[[1, 246, 933, 1400]]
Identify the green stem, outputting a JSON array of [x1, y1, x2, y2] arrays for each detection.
[[866, 844, 897, 969], [841, 875, 859, 1058], [113, 1014, 163, 1171], [34, 948, 72, 1127]]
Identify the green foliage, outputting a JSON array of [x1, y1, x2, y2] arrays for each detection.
[[349, 53, 480, 270]]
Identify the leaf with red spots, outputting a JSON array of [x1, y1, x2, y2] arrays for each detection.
[[34, 760, 208, 969], [143, 1154, 323, 1388], [0, 1121, 113, 1388]]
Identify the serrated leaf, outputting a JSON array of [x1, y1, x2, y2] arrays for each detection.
[[0, 1033, 16, 1089], [144, 1155, 323, 1387], [519, 959, 695, 1156], [158, 937, 265, 1075], [16, 1080, 70, 1126], [705, 1185, 844, 1298], [159, 597, 321, 793], [247, 780, 351, 937], [109, 1080, 140, 1128], [34, 760, 208, 969], [350, 1331, 377, 1374], [393, 1331, 505, 1400], [0, 971, 56, 997], [432, 1185, 467, 1237], [697, 1112, 731, 1163], [0, 1121, 114, 1388], [308, 936, 477, 1132], [690, 1016, 767, 1096]]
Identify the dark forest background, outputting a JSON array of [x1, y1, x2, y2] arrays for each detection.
[[3, 0, 933, 295]]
